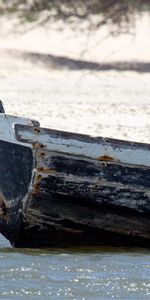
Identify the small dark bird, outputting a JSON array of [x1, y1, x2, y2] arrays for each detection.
[[0, 100, 5, 113]]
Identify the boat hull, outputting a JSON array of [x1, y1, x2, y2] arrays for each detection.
[[1, 113, 150, 248], [12, 124, 150, 248]]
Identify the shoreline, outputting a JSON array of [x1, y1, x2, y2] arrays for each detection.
[[1, 48, 150, 73]]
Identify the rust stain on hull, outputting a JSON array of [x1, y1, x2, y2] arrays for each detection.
[[32, 183, 41, 195], [37, 166, 56, 174], [98, 155, 118, 162], [32, 142, 45, 150]]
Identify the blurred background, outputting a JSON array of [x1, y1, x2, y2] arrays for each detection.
[[0, 0, 150, 141]]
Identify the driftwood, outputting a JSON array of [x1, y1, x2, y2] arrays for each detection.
[[0, 105, 150, 248]]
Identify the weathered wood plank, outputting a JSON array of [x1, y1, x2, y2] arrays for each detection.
[[0, 115, 39, 146], [0, 139, 33, 246], [21, 190, 150, 247], [17, 147, 150, 247], [36, 152, 150, 190], [0, 112, 40, 246], [15, 124, 150, 167], [12, 123, 150, 247], [0, 140, 33, 201]]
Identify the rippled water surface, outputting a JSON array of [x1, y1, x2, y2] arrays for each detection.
[[1, 236, 150, 299], [0, 64, 150, 299]]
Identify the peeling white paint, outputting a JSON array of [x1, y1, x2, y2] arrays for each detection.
[[16, 126, 150, 167], [0, 114, 34, 146]]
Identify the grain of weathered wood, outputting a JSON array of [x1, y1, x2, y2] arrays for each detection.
[[1, 118, 150, 248], [13, 124, 150, 247], [15, 124, 150, 167], [0, 139, 33, 245]]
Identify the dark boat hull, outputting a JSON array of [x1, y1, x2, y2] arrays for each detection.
[[1, 114, 150, 248]]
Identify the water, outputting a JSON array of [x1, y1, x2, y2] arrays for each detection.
[[0, 237, 150, 299], [0, 58, 150, 299]]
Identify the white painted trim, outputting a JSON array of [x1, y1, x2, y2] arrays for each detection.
[[0, 114, 33, 146], [16, 127, 150, 167]]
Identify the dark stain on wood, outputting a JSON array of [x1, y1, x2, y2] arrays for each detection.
[[14, 149, 150, 248], [0, 140, 33, 201], [2, 123, 150, 248], [38, 152, 150, 190], [0, 140, 33, 246]]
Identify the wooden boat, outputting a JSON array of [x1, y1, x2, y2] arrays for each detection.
[[0, 101, 150, 248]]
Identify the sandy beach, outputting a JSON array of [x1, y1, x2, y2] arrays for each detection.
[[0, 13, 150, 143], [0, 12, 150, 62]]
